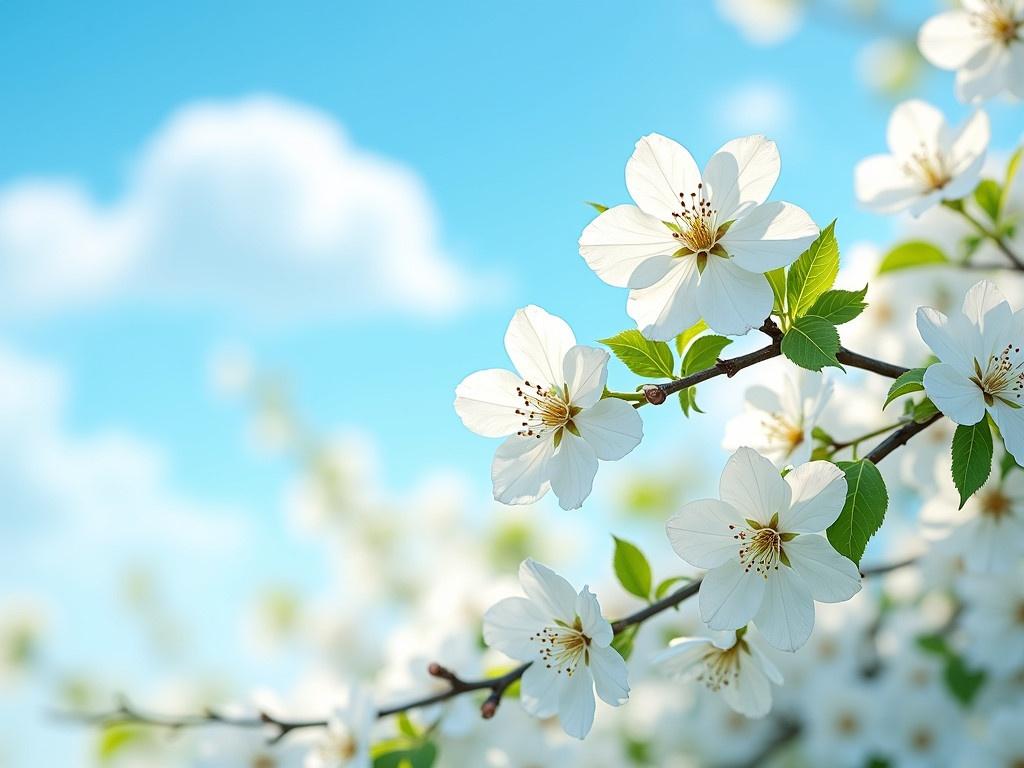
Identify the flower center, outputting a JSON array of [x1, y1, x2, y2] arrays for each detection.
[[668, 183, 727, 260], [969, 344, 1024, 407], [532, 616, 591, 676], [731, 515, 789, 578], [835, 712, 861, 736], [902, 145, 951, 192], [979, 487, 1012, 519], [970, 1, 1022, 45], [252, 756, 278, 768], [910, 726, 935, 753], [762, 413, 804, 456], [695, 642, 745, 692], [514, 380, 578, 439]]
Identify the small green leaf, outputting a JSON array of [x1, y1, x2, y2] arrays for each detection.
[[781, 315, 842, 371], [612, 535, 653, 600], [945, 654, 986, 706], [682, 335, 733, 375], [678, 387, 698, 417], [786, 220, 840, 318], [999, 449, 1021, 479], [912, 397, 940, 423], [878, 241, 949, 274], [766, 267, 787, 316], [654, 575, 690, 600], [372, 741, 438, 768], [97, 725, 151, 763], [884, 367, 927, 408], [599, 330, 675, 379], [827, 459, 888, 565], [611, 625, 638, 661], [806, 286, 867, 325], [1003, 146, 1023, 213], [951, 420, 993, 508], [811, 425, 834, 444], [974, 179, 1002, 222], [586, 201, 609, 214], [674, 319, 708, 356], [397, 712, 420, 739]]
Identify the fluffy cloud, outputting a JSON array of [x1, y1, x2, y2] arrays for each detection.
[[0, 97, 482, 319]]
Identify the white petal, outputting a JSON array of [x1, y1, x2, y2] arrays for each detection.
[[702, 135, 780, 221], [557, 665, 596, 740], [720, 658, 773, 718], [720, 447, 791, 526], [962, 279, 1012, 361], [781, 460, 847, 533], [854, 154, 921, 214], [784, 534, 862, 603], [492, 435, 555, 505], [589, 645, 629, 706], [923, 362, 986, 426], [562, 345, 610, 409], [549, 431, 599, 510], [699, 558, 766, 631], [575, 586, 612, 647], [520, 659, 560, 718], [696, 256, 774, 336], [578, 205, 680, 289], [753, 566, 815, 652], [504, 305, 576, 389], [748, 637, 783, 685], [625, 133, 702, 221], [652, 637, 715, 680], [1008, 44, 1024, 99], [666, 498, 745, 569], [454, 368, 527, 438], [916, 306, 971, 374], [573, 398, 644, 461], [746, 384, 782, 414], [887, 99, 945, 158], [627, 258, 702, 341], [990, 401, 1024, 467], [956, 44, 1010, 103], [519, 558, 578, 621], [483, 597, 549, 660], [719, 201, 819, 273], [918, 11, 989, 70], [949, 110, 990, 176]]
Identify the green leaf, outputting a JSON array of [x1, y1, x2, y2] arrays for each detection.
[[1004, 146, 1023, 213], [654, 575, 690, 600], [912, 397, 940, 423], [951, 420, 993, 508], [674, 319, 708, 356], [945, 654, 986, 706], [678, 387, 698, 417], [599, 330, 675, 379], [611, 625, 638, 661], [612, 535, 653, 600], [586, 201, 609, 214], [781, 315, 842, 371], [786, 220, 839, 318], [999, 449, 1022, 479], [766, 267, 787, 316], [372, 741, 438, 768], [806, 286, 867, 325], [883, 367, 927, 408], [827, 459, 888, 565], [397, 712, 420, 739], [97, 725, 151, 763], [974, 179, 1002, 222], [682, 335, 732, 375], [877, 240, 949, 274]]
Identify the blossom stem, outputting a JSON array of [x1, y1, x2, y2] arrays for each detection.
[[944, 200, 1024, 271], [863, 411, 943, 464], [827, 421, 907, 456]]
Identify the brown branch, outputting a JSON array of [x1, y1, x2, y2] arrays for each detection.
[[835, 348, 907, 379], [863, 412, 943, 464]]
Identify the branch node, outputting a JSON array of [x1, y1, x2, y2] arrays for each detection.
[[642, 384, 667, 405], [480, 696, 499, 719]]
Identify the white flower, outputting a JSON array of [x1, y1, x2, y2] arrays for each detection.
[[454, 305, 643, 510], [959, 565, 1024, 674], [918, 0, 1024, 103], [855, 100, 990, 217], [918, 280, 1024, 464], [578, 133, 818, 338], [878, 691, 963, 768], [966, 707, 1024, 767], [652, 628, 782, 718], [482, 559, 629, 739], [801, 675, 882, 768], [723, 369, 832, 466], [666, 447, 861, 652], [304, 686, 375, 768]]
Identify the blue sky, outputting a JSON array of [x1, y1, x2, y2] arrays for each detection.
[[1, 1, 1022, 763]]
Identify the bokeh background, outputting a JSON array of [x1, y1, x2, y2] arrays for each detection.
[[1, 1, 1021, 766]]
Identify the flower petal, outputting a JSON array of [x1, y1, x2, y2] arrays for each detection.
[[781, 460, 847, 533], [719, 201, 819, 273], [916, 306, 971, 374], [549, 431, 599, 510], [753, 566, 815, 652], [454, 368, 527, 438], [482, 596, 549, 660], [573, 397, 644, 461], [990, 400, 1024, 467], [666, 498, 745, 569], [652, 637, 715, 680], [562, 345, 610, 409], [504, 305, 576, 389], [696, 256, 774, 336], [575, 586, 612, 647], [720, 447, 791, 527], [961, 279, 1012, 361], [784, 534, 862, 603], [699, 558, 766, 631], [557, 664, 596, 740], [956, 43, 1010, 104], [519, 558, 578, 620], [918, 10, 988, 70], [923, 362, 986, 426], [589, 645, 629, 706], [703, 135, 780, 221], [854, 154, 921, 214], [887, 99, 945, 158], [492, 435, 555, 505], [578, 204, 680, 289], [948, 110, 990, 178], [625, 133, 702, 221], [720, 656, 773, 718], [627, 258, 702, 341], [520, 659, 560, 718]]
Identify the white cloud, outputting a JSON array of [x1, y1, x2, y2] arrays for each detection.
[[0, 96, 487, 320]]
